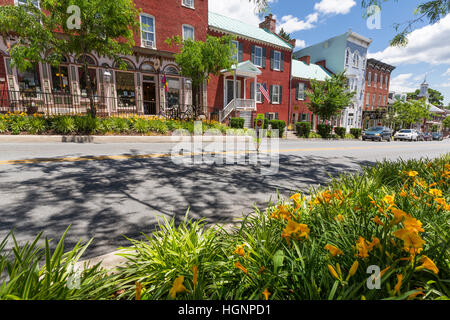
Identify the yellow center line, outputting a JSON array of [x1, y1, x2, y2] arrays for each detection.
[[0, 143, 443, 166]]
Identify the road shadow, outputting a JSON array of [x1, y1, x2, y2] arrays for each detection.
[[0, 151, 374, 258]]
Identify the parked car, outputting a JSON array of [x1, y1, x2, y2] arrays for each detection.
[[423, 132, 433, 141], [394, 129, 419, 141], [431, 132, 443, 141], [417, 132, 425, 141], [362, 126, 393, 142]]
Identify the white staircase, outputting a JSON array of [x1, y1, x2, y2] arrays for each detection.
[[240, 111, 253, 128], [219, 98, 256, 123]]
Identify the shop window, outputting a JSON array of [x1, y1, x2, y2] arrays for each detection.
[[78, 67, 98, 97], [115, 72, 136, 108], [51, 65, 70, 94], [167, 77, 180, 107], [17, 64, 41, 97]]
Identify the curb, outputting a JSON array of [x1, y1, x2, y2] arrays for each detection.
[[0, 135, 254, 144]]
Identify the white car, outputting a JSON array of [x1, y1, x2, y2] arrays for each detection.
[[394, 129, 419, 141]]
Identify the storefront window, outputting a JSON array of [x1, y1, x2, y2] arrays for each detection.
[[166, 77, 180, 107], [17, 64, 41, 97], [115, 72, 136, 108], [78, 67, 98, 97], [51, 65, 70, 94]]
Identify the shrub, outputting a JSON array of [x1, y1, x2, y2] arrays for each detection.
[[350, 128, 362, 139], [132, 118, 150, 134], [0, 119, 8, 133], [334, 127, 346, 139], [148, 120, 169, 134], [27, 117, 47, 134], [309, 132, 322, 139], [230, 117, 245, 129], [74, 116, 99, 135], [52, 116, 76, 135], [112, 117, 130, 133], [317, 124, 332, 139], [269, 120, 286, 138], [98, 118, 115, 134], [0, 228, 116, 300], [296, 122, 311, 138], [9, 116, 29, 135], [345, 133, 355, 139]]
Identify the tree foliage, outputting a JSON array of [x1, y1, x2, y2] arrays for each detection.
[[443, 116, 450, 129], [306, 72, 356, 123], [278, 28, 291, 41], [385, 99, 431, 128], [0, 0, 140, 116], [407, 88, 445, 106], [165, 35, 235, 111], [362, 0, 450, 46]]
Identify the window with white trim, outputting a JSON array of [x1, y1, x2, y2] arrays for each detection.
[[15, 0, 40, 7], [140, 14, 155, 48], [272, 85, 281, 104], [345, 48, 351, 66], [366, 94, 370, 106], [254, 46, 263, 67], [297, 83, 305, 100], [182, 25, 195, 41], [273, 50, 281, 71], [256, 83, 263, 103], [182, 0, 194, 9], [231, 40, 239, 63], [353, 51, 360, 68], [367, 72, 372, 87]]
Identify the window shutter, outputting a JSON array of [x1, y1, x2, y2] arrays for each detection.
[[270, 85, 274, 104], [270, 50, 274, 70], [250, 82, 254, 99], [238, 42, 244, 63], [275, 112, 279, 120], [296, 83, 299, 100], [262, 47, 267, 68], [280, 52, 284, 71], [251, 45, 255, 64], [279, 86, 283, 104]]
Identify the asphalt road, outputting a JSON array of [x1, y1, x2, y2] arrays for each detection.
[[0, 138, 449, 258]]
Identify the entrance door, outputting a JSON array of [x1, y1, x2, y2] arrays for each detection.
[[226, 79, 241, 106], [143, 82, 156, 115]]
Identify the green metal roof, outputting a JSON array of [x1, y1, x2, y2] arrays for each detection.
[[291, 60, 332, 81], [209, 11, 293, 50]]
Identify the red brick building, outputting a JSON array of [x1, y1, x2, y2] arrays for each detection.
[[290, 56, 333, 130], [0, 0, 209, 115], [362, 58, 395, 128], [207, 13, 294, 127]]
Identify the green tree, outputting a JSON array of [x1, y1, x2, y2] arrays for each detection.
[[0, 0, 140, 117], [387, 99, 431, 128], [306, 72, 356, 124], [407, 88, 444, 105], [362, 0, 449, 46], [278, 28, 291, 41], [166, 35, 235, 115], [443, 116, 450, 129]]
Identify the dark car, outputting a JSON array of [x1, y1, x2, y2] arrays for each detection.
[[423, 132, 433, 141], [362, 126, 393, 142], [417, 132, 425, 141], [432, 132, 443, 141]]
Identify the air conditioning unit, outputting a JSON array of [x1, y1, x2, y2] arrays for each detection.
[[143, 40, 154, 48]]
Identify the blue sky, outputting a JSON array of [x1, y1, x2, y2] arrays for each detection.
[[209, 0, 450, 106]]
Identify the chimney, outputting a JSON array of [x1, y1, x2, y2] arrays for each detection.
[[299, 55, 311, 65], [315, 60, 326, 68], [259, 14, 276, 33]]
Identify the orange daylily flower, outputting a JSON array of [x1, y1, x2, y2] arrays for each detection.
[[393, 229, 425, 254], [234, 244, 246, 257], [169, 276, 188, 298], [328, 264, 340, 280], [417, 256, 439, 274], [403, 215, 425, 233], [334, 214, 345, 222], [324, 244, 344, 256], [235, 261, 248, 274], [408, 289, 424, 300], [192, 266, 198, 288], [391, 207, 407, 225], [372, 216, 385, 226], [383, 194, 395, 205], [262, 288, 271, 300], [429, 189, 443, 197], [346, 260, 359, 281], [394, 274, 403, 295]]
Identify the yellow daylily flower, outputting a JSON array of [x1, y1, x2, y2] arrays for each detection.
[[407, 171, 419, 177], [346, 260, 359, 281], [328, 264, 340, 280], [417, 256, 439, 274], [262, 288, 271, 300], [429, 189, 443, 197], [234, 244, 246, 257]]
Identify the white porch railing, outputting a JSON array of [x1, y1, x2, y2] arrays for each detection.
[[219, 98, 256, 122]]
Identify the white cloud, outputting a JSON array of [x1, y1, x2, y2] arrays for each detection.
[[389, 73, 418, 93], [208, 0, 261, 26], [443, 68, 450, 76], [437, 82, 450, 88], [314, 0, 357, 15], [295, 39, 307, 49], [277, 13, 318, 33], [369, 14, 450, 65]]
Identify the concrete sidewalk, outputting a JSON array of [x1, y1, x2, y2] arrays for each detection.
[[0, 135, 253, 144]]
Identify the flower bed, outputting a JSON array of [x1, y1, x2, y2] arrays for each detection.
[[0, 112, 229, 136], [1, 155, 449, 300]]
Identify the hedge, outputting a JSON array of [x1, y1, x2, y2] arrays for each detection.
[[296, 122, 311, 138], [230, 117, 245, 129]]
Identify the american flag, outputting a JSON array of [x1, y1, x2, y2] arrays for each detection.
[[259, 84, 270, 102]]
